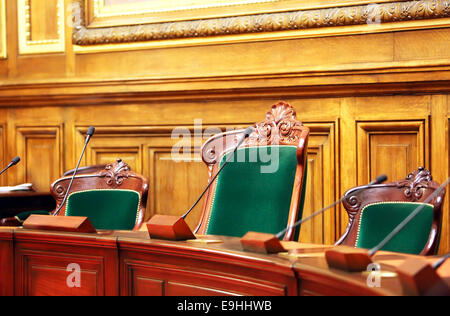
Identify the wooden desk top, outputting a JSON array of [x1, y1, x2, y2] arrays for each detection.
[[1, 227, 448, 296]]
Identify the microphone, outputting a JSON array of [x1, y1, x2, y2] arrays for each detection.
[[147, 126, 254, 241], [326, 177, 450, 272], [275, 174, 388, 240], [241, 174, 388, 254], [0, 156, 21, 176], [182, 126, 254, 220], [53, 126, 95, 216]]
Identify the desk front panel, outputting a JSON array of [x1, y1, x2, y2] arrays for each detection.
[[13, 229, 119, 296], [119, 237, 297, 296]]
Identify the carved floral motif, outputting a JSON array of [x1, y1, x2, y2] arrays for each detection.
[[100, 158, 131, 187], [201, 101, 304, 166], [248, 101, 303, 146], [54, 184, 66, 204], [343, 194, 363, 227], [397, 166, 433, 201]]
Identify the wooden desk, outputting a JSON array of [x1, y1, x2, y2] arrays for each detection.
[[0, 227, 448, 296]]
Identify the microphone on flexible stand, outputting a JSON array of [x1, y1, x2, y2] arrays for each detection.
[[325, 177, 450, 274], [240, 174, 388, 254], [53, 126, 95, 216], [0, 156, 21, 177], [277, 174, 388, 240], [23, 127, 97, 234], [147, 127, 254, 241]]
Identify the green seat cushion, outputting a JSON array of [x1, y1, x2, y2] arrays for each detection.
[[16, 210, 50, 221], [206, 146, 305, 238], [66, 189, 140, 230], [356, 202, 434, 255]]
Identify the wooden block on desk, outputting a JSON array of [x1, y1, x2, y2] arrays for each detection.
[[23, 214, 96, 233], [147, 215, 195, 241], [437, 259, 450, 279], [325, 246, 373, 272], [240, 232, 285, 254], [396, 258, 450, 296]]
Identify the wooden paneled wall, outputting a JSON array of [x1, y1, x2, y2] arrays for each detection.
[[0, 0, 449, 254]]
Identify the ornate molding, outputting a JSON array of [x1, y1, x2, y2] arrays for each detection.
[[73, 0, 450, 46]]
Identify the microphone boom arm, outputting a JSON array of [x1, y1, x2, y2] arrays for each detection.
[[182, 128, 252, 219], [53, 130, 94, 216], [276, 175, 388, 240]]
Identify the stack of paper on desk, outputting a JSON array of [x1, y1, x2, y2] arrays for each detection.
[[0, 183, 34, 193]]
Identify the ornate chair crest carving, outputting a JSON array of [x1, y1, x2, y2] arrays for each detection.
[[100, 159, 131, 186], [249, 101, 305, 146]]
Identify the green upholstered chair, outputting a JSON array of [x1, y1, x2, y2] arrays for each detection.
[[337, 167, 446, 255], [51, 159, 149, 231], [65, 189, 141, 230], [195, 102, 309, 241], [0, 166, 108, 227]]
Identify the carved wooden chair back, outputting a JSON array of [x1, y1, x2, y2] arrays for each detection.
[[337, 167, 445, 255], [51, 159, 149, 231], [63, 164, 107, 177], [195, 101, 309, 241]]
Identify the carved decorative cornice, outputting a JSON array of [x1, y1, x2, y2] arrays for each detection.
[[73, 0, 450, 45]]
